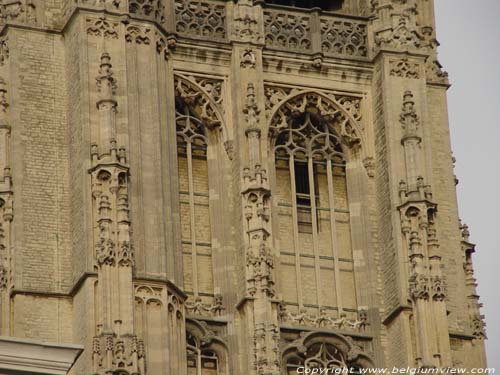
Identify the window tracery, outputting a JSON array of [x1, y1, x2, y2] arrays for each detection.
[[186, 320, 228, 375], [176, 95, 215, 313], [270, 92, 362, 329], [283, 332, 373, 374]]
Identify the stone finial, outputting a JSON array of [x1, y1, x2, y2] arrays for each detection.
[[96, 52, 117, 97]]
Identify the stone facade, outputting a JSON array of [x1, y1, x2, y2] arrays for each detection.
[[0, 0, 487, 374]]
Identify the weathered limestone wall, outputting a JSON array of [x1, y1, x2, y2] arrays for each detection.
[[0, 0, 486, 373]]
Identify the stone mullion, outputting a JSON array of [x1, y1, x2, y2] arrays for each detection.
[[307, 156, 322, 311], [288, 153, 303, 309], [186, 140, 200, 298], [326, 158, 343, 316]]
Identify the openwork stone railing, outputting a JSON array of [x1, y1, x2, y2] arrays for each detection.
[[264, 10, 313, 52], [320, 16, 368, 57], [172, 1, 368, 59], [264, 7, 368, 58], [175, 0, 227, 40]]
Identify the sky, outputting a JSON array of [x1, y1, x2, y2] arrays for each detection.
[[434, 0, 500, 368]]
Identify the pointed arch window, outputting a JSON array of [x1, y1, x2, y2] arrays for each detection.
[[187, 332, 220, 375], [282, 332, 373, 374], [271, 95, 359, 325], [175, 96, 215, 305], [185, 319, 229, 375]]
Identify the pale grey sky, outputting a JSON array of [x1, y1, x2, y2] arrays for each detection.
[[435, 1, 500, 368]]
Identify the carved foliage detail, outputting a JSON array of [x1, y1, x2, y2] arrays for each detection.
[[174, 74, 225, 129]]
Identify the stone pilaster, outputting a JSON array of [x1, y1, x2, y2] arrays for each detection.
[[90, 53, 145, 375], [232, 2, 281, 374], [0, 75, 13, 336]]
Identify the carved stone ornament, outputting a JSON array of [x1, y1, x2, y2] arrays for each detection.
[[471, 313, 487, 340], [243, 83, 260, 130], [92, 334, 146, 374], [175, 0, 226, 40], [174, 74, 225, 129], [431, 275, 446, 301], [185, 294, 225, 316], [375, 15, 422, 50], [253, 322, 281, 375], [0, 0, 37, 25], [400, 90, 419, 137], [278, 304, 369, 332], [320, 17, 368, 58], [409, 272, 429, 300], [426, 57, 449, 84], [86, 16, 119, 39], [0, 38, 9, 66], [282, 331, 375, 372], [129, 0, 165, 23], [240, 48, 256, 69], [268, 90, 363, 149], [125, 24, 151, 45], [234, 14, 262, 43], [390, 58, 420, 79], [155, 32, 176, 60], [0, 264, 7, 289], [264, 10, 312, 52]]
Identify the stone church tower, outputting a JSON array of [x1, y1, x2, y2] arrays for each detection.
[[0, 0, 487, 373]]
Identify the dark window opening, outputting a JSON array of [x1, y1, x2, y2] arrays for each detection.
[[264, 0, 344, 11], [294, 161, 319, 234]]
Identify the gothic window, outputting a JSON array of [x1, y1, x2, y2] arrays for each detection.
[[264, 0, 344, 11], [185, 320, 229, 375], [187, 332, 220, 375], [176, 96, 215, 305], [282, 332, 373, 374], [272, 94, 359, 326]]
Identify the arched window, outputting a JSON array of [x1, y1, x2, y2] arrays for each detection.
[[283, 332, 373, 374], [176, 95, 215, 305], [271, 93, 360, 327], [264, 0, 344, 11], [187, 332, 220, 375], [185, 320, 229, 375]]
